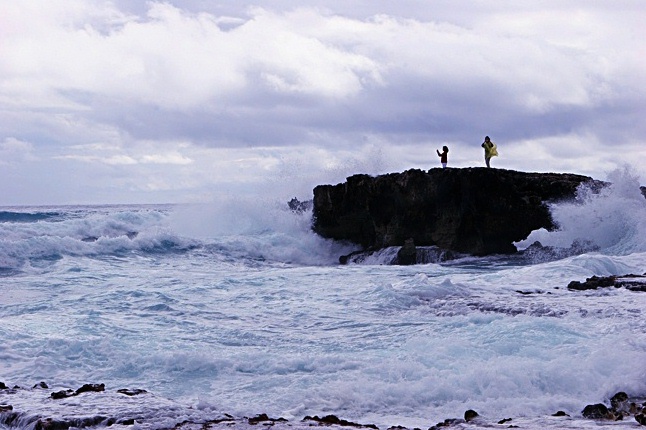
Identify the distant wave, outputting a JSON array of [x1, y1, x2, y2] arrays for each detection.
[[0, 211, 63, 223], [0, 206, 188, 273]]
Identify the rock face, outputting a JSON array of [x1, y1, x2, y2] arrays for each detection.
[[313, 168, 603, 256], [568, 274, 646, 292]]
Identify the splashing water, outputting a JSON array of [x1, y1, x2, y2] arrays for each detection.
[[516, 167, 646, 255]]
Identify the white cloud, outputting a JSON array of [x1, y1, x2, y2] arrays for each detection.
[[140, 153, 193, 165], [0, 0, 644, 204], [0, 137, 37, 164], [1, 2, 383, 111], [1, 137, 33, 152]]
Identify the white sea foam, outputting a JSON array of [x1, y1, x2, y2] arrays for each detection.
[[516, 167, 646, 255], [169, 198, 357, 265], [1, 195, 646, 430]]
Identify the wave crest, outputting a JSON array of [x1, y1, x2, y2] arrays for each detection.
[[516, 167, 646, 256]]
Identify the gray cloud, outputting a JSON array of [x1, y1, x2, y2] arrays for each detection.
[[0, 1, 644, 204]]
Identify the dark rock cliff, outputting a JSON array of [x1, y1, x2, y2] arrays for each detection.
[[312, 168, 605, 256]]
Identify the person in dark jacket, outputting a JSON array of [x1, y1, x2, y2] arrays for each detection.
[[436, 145, 449, 168]]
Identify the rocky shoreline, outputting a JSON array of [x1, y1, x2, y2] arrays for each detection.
[[2, 381, 646, 429], [567, 274, 646, 292]]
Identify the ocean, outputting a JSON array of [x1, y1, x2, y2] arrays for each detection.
[[1, 169, 646, 430]]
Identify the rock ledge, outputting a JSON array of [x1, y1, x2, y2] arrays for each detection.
[[313, 168, 603, 256]]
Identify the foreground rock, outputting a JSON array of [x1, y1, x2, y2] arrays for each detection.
[[313, 168, 604, 257], [568, 274, 646, 292], [582, 391, 646, 424], [3, 381, 646, 429]]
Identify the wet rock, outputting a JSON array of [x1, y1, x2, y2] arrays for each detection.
[[520, 239, 599, 262], [0, 382, 7, 390], [247, 413, 287, 425], [33, 382, 49, 389], [582, 403, 610, 419], [75, 383, 104, 395], [611, 391, 630, 411], [303, 415, 378, 429], [636, 413, 646, 426], [622, 274, 646, 292], [34, 418, 65, 430], [340, 245, 460, 265], [313, 168, 604, 257], [0, 412, 21, 428], [51, 383, 105, 400], [552, 411, 569, 417], [173, 414, 236, 429], [117, 388, 148, 396], [34, 415, 108, 430], [581, 393, 646, 423], [428, 418, 460, 429], [568, 274, 646, 291], [463, 410, 479, 422], [0, 404, 13, 412], [568, 276, 617, 290], [51, 390, 74, 400], [395, 238, 417, 265]]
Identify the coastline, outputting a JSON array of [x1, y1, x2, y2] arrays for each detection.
[[2, 382, 645, 430]]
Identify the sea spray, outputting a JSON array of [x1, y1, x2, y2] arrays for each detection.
[[1, 203, 646, 430], [515, 167, 646, 255], [169, 197, 357, 265], [0, 206, 183, 272]]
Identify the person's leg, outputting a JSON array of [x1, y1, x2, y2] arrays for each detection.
[[485, 157, 490, 168], [442, 163, 447, 169]]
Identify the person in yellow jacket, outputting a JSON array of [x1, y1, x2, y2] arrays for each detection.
[[481, 136, 498, 168]]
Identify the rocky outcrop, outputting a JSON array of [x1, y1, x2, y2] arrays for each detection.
[[313, 168, 604, 256], [582, 391, 646, 423], [568, 274, 646, 292], [51, 383, 105, 399], [303, 415, 378, 429]]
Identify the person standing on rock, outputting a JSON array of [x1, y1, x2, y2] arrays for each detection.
[[436, 145, 449, 168], [481, 136, 498, 167]]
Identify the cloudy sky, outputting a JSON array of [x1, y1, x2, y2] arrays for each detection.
[[1, 0, 644, 205]]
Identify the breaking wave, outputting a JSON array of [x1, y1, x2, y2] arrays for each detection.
[[516, 167, 646, 256]]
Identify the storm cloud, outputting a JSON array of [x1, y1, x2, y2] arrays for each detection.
[[1, 1, 644, 204]]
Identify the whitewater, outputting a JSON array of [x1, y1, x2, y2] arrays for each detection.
[[1, 169, 646, 430]]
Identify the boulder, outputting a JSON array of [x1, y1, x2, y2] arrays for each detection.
[[582, 403, 610, 419], [581, 392, 646, 422], [302, 415, 378, 429], [51, 383, 105, 400], [464, 410, 479, 422], [395, 238, 417, 265], [313, 168, 604, 256], [568, 274, 646, 292], [116, 388, 148, 396]]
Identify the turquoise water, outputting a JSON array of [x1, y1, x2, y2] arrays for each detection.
[[1, 176, 646, 429]]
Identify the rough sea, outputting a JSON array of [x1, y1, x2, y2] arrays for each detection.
[[1, 169, 646, 430]]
